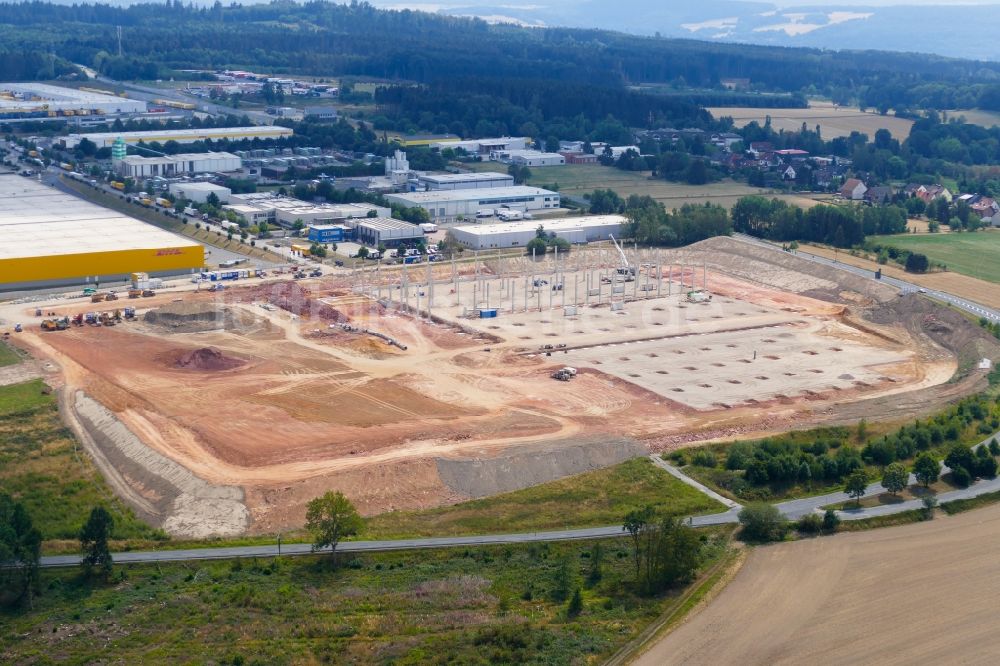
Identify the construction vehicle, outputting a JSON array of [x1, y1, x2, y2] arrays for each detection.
[[71, 314, 84, 326], [111, 181, 126, 191], [34, 308, 42, 317], [123, 307, 136, 319], [128, 289, 142, 299], [99, 312, 115, 326], [141, 289, 156, 297], [84, 313, 97, 325], [91, 293, 105, 303], [83, 287, 97, 296], [686, 290, 711, 303], [609, 234, 635, 276], [40, 319, 58, 331], [105, 292, 119, 301], [551, 367, 576, 381], [14, 324, 22, 333]]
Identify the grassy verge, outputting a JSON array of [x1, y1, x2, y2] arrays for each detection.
[[1, 534, 731, 664], [0, 339, 22, 367], [0, 380, 164, 545], [940, 489, 1000, 515], [363, 457, 724, 539], [835, 509, 928, 532]]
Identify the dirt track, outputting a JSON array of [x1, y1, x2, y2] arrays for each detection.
[[637, 504, 1000, 665]]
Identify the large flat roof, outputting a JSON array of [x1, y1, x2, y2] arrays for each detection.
[[0, 175, 200, 260], [452, 215, 626, 236], [418, 171, 512, 184], [353, 217, 421, 232], [66, 126, 292, 143], [386, 186, 556, 204]]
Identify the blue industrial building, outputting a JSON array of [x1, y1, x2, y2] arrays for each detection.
[[307, 224, 350, 243]]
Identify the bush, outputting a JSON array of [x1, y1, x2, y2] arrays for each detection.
[[989, 439, 1000, 456], [796, 513, 823, 534], [951, 466, 972, 488], [691, 450, 717, 468], [738, 503, 787, 542], [822, 509, 840, 532]]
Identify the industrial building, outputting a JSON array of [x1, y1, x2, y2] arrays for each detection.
[[118, 152, 241, 178], [347, 217, 423, 247], [0, 175, 203, 288], [168, 182, 232, 204], [384, 186, 560, 222], [62, 126, 294, 149], [0, 83, 147, 119], [430, 137, 528, 154], [417, 172, 514, 191], [225, 193, 389, 228], [450, 215, 626, 250], [491, 150, 566, 167], [307, 224, 349, 243]]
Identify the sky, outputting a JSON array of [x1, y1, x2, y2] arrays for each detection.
[[772, 0, 1000, 4]]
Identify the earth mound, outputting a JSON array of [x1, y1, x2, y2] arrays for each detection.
[[144, 302, 225, 333], [175, 347, 245, 371]]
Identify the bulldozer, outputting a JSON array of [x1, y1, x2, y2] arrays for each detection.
[[40, 319, 58, 331], [99, 312, 116, 327]]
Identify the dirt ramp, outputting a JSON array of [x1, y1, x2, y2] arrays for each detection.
[[436, 436, 646, 499], [71, 392, 250, 538], [175, 347, 245, 371]]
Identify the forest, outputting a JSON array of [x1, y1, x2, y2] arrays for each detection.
[[3, 1, 1000, 121]]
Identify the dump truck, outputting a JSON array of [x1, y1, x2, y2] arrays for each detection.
[[91, 293, 105, 303], [128, 289, 142, 299], [111, 181, 126, 191], [141, 289, 156, 297]]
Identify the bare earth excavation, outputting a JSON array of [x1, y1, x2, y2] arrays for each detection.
[[5, 237, 992, 537]]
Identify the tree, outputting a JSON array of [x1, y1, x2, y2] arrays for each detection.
[[206, 192, 221, 207], [356, 246, 369, 259], [567, 587, 583, 618], [291, 219, 305, 237], [845, 469, 869, 505], [975, 446, 998, 479], [79, 507, 114, 579], [0, 494, 42, 607], [913, 453, 941, 488], [944, 444, 974, 477], [526, 237, 548, 256], [305, 491, 363, 559], [737, 503, 786, 542], [309, 242, 328, 258], [905, 252, 929, 273], [623, 506, 653, 579], [881, 462, 908, 496], [587, 543, 604, 586]]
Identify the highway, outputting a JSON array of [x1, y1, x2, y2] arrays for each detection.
[[733, 232, 1000, 323]]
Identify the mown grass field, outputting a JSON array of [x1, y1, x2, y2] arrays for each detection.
[[0, 380, 163, 544], [0, 534, 734, 664], [364, 457, 724, 539], [869, 230, 1000, 284], [462, 161, 821, 211]]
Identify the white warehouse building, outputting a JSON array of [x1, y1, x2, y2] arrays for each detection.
[[416, 171, 514, 191], [0, 83, 147, 116], [118, 152, 241, 178], [451, 215, 627, 250], [168, 182, 232, 204], [225, 193, 389, 228], [384, 186, 560, 223], [492, 149, 566, 167], [63, 126, 293, 149]]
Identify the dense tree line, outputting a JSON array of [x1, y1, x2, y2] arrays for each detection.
[[731, 196, 906, 248]]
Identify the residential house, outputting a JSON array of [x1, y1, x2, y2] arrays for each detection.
[[970, 196, 998, 219], [907, 184, 953, 204], [748, 142, 774, 158], [840, 178, 868, 200], [864, 186, 894, 205], [782, 165, 797, 181]]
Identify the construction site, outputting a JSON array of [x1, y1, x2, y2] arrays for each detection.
[[2, 235, 993, 538]]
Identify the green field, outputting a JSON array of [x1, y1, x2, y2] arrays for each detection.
[[461, 162, 821, 211], [0, 535, 734, 664], [0, 380, 163, 544], [0, 340, 21, 367], [364, 457, 724, 539], [869, 230, 1000, 283]]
